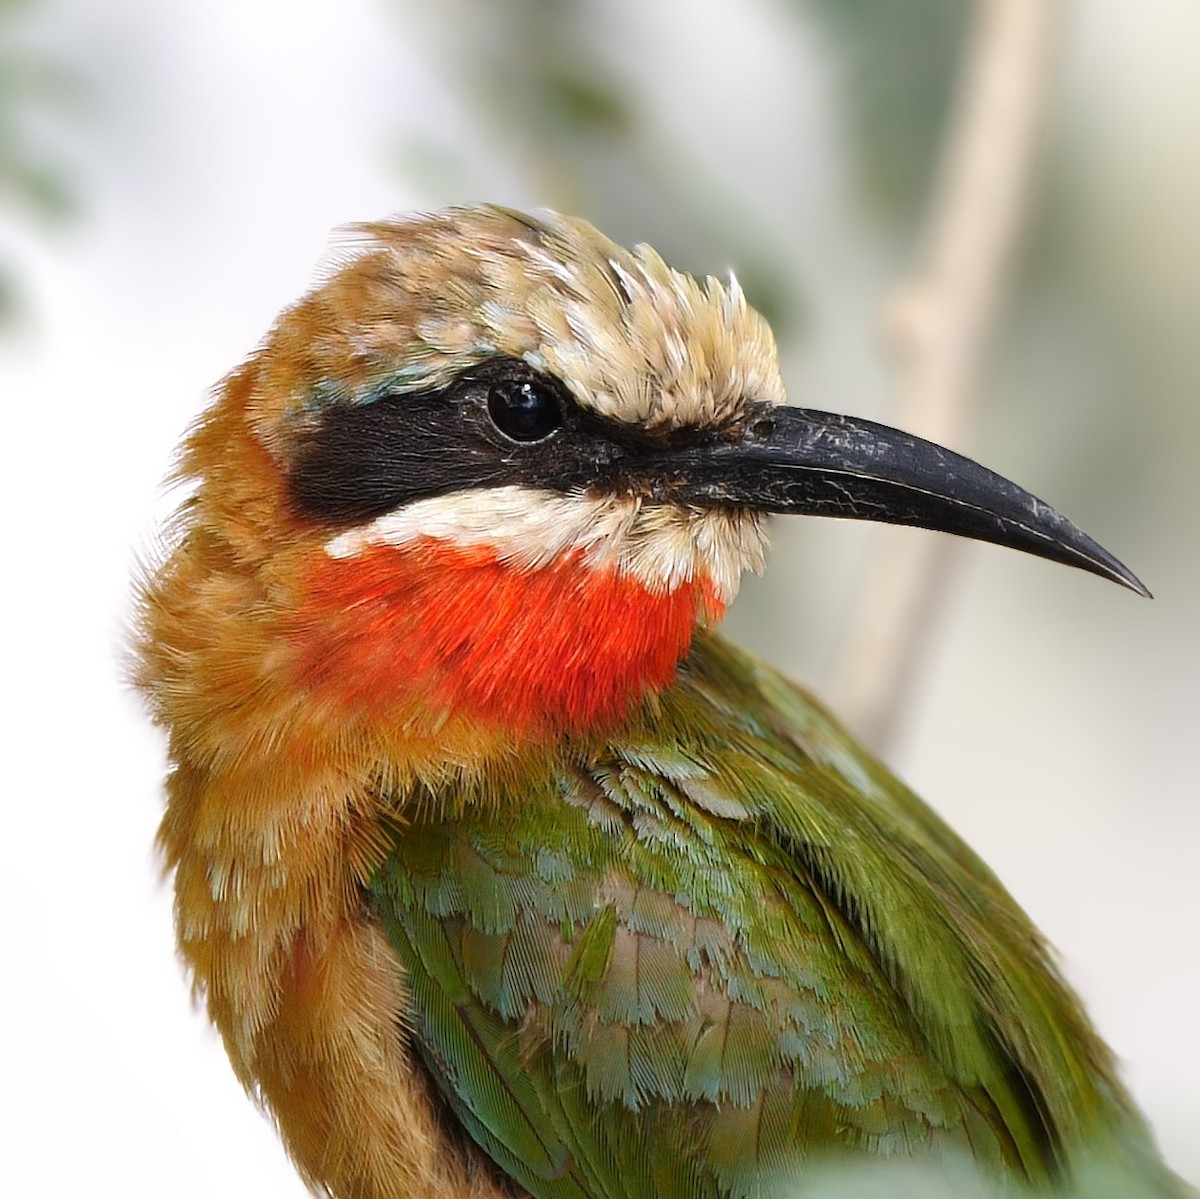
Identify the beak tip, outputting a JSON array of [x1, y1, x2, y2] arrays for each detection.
[[1092, 552, 1152, 599], [1124, 572, 1154, 600]]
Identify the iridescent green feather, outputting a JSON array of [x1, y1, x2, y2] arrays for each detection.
[[371, 633, 1171, 1199]]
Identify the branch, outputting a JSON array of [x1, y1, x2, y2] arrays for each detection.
[[831, 0, 1065, 754]]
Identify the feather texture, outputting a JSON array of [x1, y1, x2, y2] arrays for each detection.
[[371, 633, 1170, 1199], [132, 205, 1186, 1199]]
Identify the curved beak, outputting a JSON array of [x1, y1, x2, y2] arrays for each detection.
[[659, 404, 1150, 596]]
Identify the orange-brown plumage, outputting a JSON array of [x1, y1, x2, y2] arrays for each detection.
[[139, 286, 518, 1199], [134, 207, 760, 1197], [135, 205, 1168, 1199]]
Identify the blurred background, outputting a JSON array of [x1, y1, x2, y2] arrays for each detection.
[[1, 0, 1196, 1194]]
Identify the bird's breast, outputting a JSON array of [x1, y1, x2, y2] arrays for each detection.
[[291, 539, 724, 738]]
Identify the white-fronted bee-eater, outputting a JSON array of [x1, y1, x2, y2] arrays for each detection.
[[134, 206, 1182, 1199]]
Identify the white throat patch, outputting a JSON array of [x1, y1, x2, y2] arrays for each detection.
[[324, 485, 767, 603]]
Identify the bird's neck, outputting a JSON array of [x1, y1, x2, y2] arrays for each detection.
[[292, 539, 724, 740]]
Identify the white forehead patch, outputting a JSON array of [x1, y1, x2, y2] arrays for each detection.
[[342, 207, 788, 434], [324, 485, 767, 603]]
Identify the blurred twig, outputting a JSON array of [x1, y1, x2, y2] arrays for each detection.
[[832, 0, 1064, 754]]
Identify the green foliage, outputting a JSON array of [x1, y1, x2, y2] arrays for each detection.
[[0, 0, 82, 323]]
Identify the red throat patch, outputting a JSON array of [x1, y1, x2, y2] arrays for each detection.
[[294, 540, 723, 738]]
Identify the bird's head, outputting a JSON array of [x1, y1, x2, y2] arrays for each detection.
[[144, 205, 1144, 758]]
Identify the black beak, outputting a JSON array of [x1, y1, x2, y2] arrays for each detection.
[[659, 404, 1149, 596]]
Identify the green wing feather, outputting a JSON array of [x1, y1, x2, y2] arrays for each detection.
[[370, 632, 1170, 1199]]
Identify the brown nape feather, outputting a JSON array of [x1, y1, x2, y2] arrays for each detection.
[[136, 346, 529, 1198], [129, 206, 775, 1198]]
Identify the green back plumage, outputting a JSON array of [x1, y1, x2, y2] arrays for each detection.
[[371, 633, 1168, 1199]]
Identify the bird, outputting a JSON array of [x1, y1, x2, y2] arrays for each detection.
[[133, 204, 1179, 1199]]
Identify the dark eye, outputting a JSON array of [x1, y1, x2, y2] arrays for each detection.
[[486, 378, 563, 443]]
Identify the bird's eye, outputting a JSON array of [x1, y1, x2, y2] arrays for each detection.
[[486, 378, 563, 443]]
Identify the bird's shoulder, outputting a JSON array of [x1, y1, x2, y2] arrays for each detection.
[[369, 632, 1157, 1198]]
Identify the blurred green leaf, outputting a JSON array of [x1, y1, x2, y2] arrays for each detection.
[[0, 260, 18, 325], [539, 66, 631, 139], [0, 0, 84, 324], [0, 154, 75, 219]]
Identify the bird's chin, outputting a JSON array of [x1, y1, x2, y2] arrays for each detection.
[[614, 503, 768, 607], [323, 485, 768, 606]]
